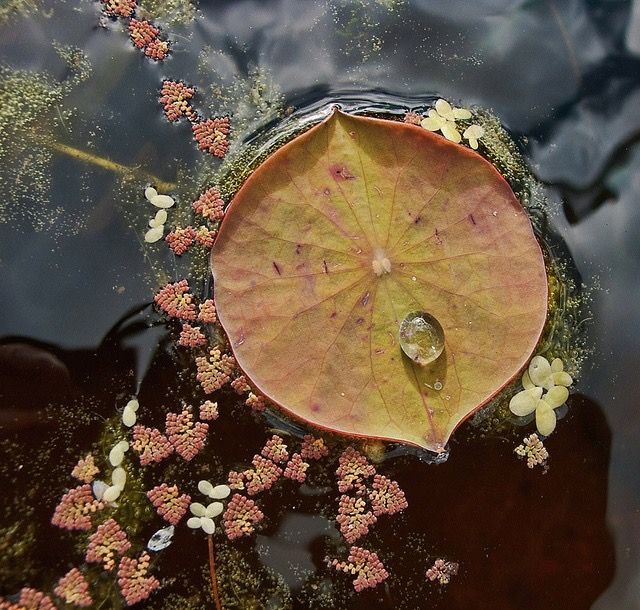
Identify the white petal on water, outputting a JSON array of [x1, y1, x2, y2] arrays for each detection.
[[528, 356, 552, 386], [122, 407, 137, 427], [200, 517, 215, 535], [154, 209, 167, 225], [453, 107, 472, 120], [150, 194, 175, 209], [116, 440, 130, 452], [198, 480, 214, 496], [550, 358, 564, 373], [441, 122, 462, 143], [509, 388, 541, 416], [420, 116, 444, 131], [205, 502, 224, 518], [521, 370, 534, 390], [187, 517, 202, 529], [552, 371, 573, 387], [108, 446, 124, 467], [463, 124, 484, 139], [468, 138, 479, 150], [112, 467, 127, 490], [149, 218, 161, 228], [435, 98, 454, 120], [148, 525, 175, 552], [93, 480, 108, 500], [210, 484, 231, 500], [145, 186, 158, 201], [535, 401, 557, 436], [190, 502, 206, 517], [542, 385, 569, 409], [103, 485, 122, 503], [144, 226, 164, 243], [126, 399, 140, 412]]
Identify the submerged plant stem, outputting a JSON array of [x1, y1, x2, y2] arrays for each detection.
[[43, 139, 177, 191], [207, 534, 223, 610]]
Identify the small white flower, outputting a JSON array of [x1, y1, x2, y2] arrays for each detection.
[[198, 480, 231, 500], [187, 481, 230, 535], [144, 225, 164, 243], [148, 210, 167, 228], [420, 99, 472, 144], [462, 124, 484, 150]]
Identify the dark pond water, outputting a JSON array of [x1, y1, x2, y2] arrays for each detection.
[[1, 0, 639, 608]]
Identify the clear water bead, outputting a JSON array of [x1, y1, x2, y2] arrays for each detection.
[[399, 311, 445, 366], [147, 525, 175, 552]]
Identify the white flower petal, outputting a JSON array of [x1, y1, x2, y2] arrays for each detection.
[[200, 517, 215, 535], [435, 98, 454, 120], [528, 356, 552, 386], [144, 226, 164, 243], [149, 218, 161, 228], [205, 502, 224, 518], [93, 480, 108, 501], [108, 446, 124, 467], [420, 116, 444, 131], [468, 138, 479, 150], [542, 386, 569, 409], [198, 480, 214, 496], [190, 502, 206, 517], [521, 370, 534, 390], [116, 440, 130, 452], [535, 402, 557, 436], [150, 194, 175, 209], [154, 209, 168, 224], [103, 485, 121, 503], [441, 122, 462, 143], [187, 517, 202, 529], [112, 467, 127, 490], [210, 484, 231, 500], [453, 107, 472, 120], [145, 186, 158, 201], [550, 358, 564, 373], [122, 407, 136, 427], [552, 371, 573, 387], [509, 388, 540, 416], [125, 399, 139, 412]]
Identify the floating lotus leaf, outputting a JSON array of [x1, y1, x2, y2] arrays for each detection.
[[212, 110, 547, 452]]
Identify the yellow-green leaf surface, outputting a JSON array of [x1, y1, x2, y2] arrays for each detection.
[[212, 110, 547, 452]]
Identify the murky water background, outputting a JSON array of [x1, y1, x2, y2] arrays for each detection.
[[1, 0, 639, 608]]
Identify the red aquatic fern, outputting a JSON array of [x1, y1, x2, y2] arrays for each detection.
[[178, 323, 207, 348], [166, 226, 196, 255], [101, 0, 136, 18], [223, 494, 264, 540], [85, 518, 131, 571], [117, 552, 160, 606], [54, 568, 92, 607], [300, 434, 329, 460], [166, 408, 209, 461], [261, 435, 289, 464], [143, 38, 170, 61], [51, 484, 104, 531], [245, 392, 266, 412], [192, 117, 230, 158], [194, 225, 217, 248], [336, 495, 377, 544], [425, 559, 459, 585], [403, 111, 423, 125], [154, 279, 197, 321], [199, 400, 219, 421], [195, 347, 236, 393], [159, 80, 196, 122], [128, 18, 158, 48], [71, 454, 99, 484], [0, 588, 56, 610], [367, 474, 408, 516], [131, 425, 174, 465], [515, 433, 549, 469], [227, 470, 245, 491], [192, 187, 225, 222], [283, 453, 309, 483], [328, 546, 389, 592], [197, 299, 217, 324], [244, 455, 282, 496], [230, 375, 251, 395], [147, 483, 191, 525], [336, 447, 376, 494]]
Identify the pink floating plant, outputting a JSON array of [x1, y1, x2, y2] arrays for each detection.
[[144, 38, 170, 61], [131, 425, 174, 465], [178, 323, 207, 348], [336, 447, 376, 494], [300, 434, 329, 460], [54, 568, 92, 607], [230, 375, 251, 395], [154, 279, 197, 321], [128, 18, 158, 49], [245, 392, 266, 412], [403, 111, 423, 125], [192, 117, 230, 158], [367, 474, 408, 516], [147, 483, 191, 525], [195, 348, 236, 393], [336, 495, 377, 544], [283, 453, 309, 483], [85, 518, 131, 571], [0, 588, 56, 610], [101, 0, 136, 18], [166, 226, 197, 255], [165, 408, 209, 461], [197, 299, 217, 324], [192, 187, 225, 222], [199, 400, 219, 421], [194, 225, 217, 248], [223, 493, 264, 540], [117, 552, 160, 606], [51, 484, 104, 531], [71, 454, 99, 484], [244, 455, 282, 495], [159, 80, 196, 122], [425, 558, 459, 585], [261, 435, 289, 464], [328, 546, 389, 592]]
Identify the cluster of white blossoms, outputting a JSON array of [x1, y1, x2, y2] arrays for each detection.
[[420, 99, 485, 149], [509, 356, 574, 436], [187, 480, 232, 535], [144, 186, 175, 243]]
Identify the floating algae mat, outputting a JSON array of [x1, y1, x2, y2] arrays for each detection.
[[1, 1, 638, 609]]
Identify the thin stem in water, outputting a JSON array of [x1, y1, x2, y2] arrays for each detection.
[[207, 534, 223, 610]]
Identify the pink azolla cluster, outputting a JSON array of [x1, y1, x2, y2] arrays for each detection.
[[245, 392, 266, 412], [178, 323, 207, 348], [403, 111, 423, 125], [147, 483, 190, 525], [336, 447, 376, 494], [367, 474, 408, 517], [159, 80, 197, 122], [328, 546, 389, 592], [51, 484, 104, 531], [223, 493, 265, 540], [85, 518, 131, 571], [101, 0, 136, 18], [194, 225, 216, 248], [126, 19, 169, 60], [199, 400, 218, 421], [233, 455, 283, 496], [425, 558, 459, 585], [336, 495, 377, 544], [192, 117, 230, 158], [54, 568, 92, 607], [195, 347, 236, 394], [117, 552, 160, 606], [165, 408, 209, 461], [71, 454, 99, 484], [515, 433, 549, 469], [166, 226, 196, 255], [0, 588, 55, 610], [154, 279, 197, 321], [131, 425, 174, 465], [192, 187, 225, 222], [261, 434, 289, 464], [300, 434, 329, 461], [283, 452, 309, 483], [230, 375, 251, 395], [197, 299, 217, 324]]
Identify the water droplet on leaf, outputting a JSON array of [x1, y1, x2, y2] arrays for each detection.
[[399, 311, 445, 366]]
